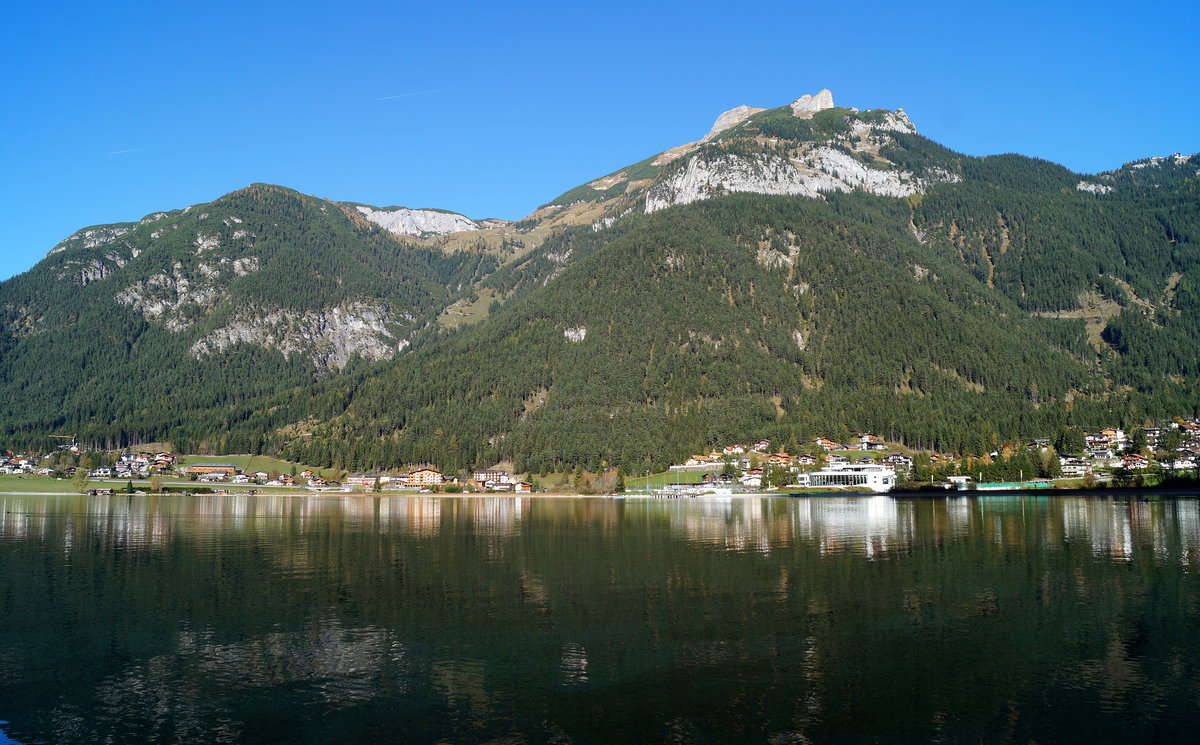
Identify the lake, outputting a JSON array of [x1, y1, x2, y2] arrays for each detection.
[[1, 493, 1198, 744]]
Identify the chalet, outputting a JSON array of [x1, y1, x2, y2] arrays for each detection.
[[813, 437, 839, 451], [883, 453, 912, 468], [1086, 429, 1125, 449], [300, 470, 314, 478], [827, 455, 849, 467], [232, 474, 252, 484], [198, 471, 228, 482], [722, 444, 746, 455], [740, 468, 764, 488], [514, 482, 533, 494], [88, 467, 113, 478], [765, 452, 792, 467], [1060, 458, 1091, 477], [858, 434, 886, 451], [279, 474, 294, 485], [308, 476, 328, 486], [254, 471, 270, 481], [185, 463, 237, 476], [752, 440, 771, 453], [795, 454, 818, 466], [1029, 438, 1051, 450], [1122, 454, 1149, 470], [405, 468, 444, 486], [1177, 421, 1200, 435]]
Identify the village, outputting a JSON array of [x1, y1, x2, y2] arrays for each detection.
[[0, 444, 534, 494], [660, 420, 1200, 494], [2, 420, 1200, 495]]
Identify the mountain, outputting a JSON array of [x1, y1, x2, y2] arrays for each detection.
[[0, 184, 510, 449], [2, 90, 1198, 469]]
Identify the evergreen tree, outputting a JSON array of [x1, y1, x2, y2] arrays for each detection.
[[1127, 428, 1148, 455]]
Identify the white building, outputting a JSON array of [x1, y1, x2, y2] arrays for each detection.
[[794, 464, 896, 493]]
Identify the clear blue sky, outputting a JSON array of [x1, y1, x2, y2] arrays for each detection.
[[2, 0, 1196, 280]]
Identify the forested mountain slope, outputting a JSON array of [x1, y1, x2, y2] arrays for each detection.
[[2, 91, 1197, 469], [280, 188, 1197, 474], [0, 184, 499, 449]]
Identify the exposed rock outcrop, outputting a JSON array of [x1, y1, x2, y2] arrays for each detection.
[[47, 226, 130, 256], [190, 300, 406, 369], [643, 99, 954, 214], [703, 104, 766, 142], [354, 205, 484, 236], [645, 148, 959, 213], [790, 89, 835, 118], [116, 256, 261, 332]]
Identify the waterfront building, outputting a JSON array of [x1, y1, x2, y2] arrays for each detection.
[[798, 464, 896, 493], [405, 468, 444, 486], [185, 464, 238, 476]]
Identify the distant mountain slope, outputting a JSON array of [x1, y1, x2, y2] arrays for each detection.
[[270, 95, 1200, 472], [0, 184, 500, 448], [277, 193, 1110, 472], [1, 91, 1197, 467]]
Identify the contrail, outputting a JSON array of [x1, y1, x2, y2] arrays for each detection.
[[109, 148, 142, 155], [376, 91, 430, 100]]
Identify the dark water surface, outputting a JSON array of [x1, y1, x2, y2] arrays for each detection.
[[1, 494, 1199, 744]]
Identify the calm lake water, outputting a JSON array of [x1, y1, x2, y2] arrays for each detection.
[[1, 493, 1199, 744]]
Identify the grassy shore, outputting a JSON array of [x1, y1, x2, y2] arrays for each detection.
[[175, 454, 340, 481]]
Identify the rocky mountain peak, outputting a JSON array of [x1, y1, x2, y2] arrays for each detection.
[[702, 104, 767, 142], [790, 89, 835, 118]]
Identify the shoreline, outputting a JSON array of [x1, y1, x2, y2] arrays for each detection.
[[5, 486, 1200, 499]]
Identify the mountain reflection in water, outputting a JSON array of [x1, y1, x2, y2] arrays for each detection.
[[1, 494, 1198, 744]]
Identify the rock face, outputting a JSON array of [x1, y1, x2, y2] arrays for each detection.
[[190, 300, 406, 370], [702, 104, 766, 141], [790, 89, 835, 118], [646, 149, 958, 213], [116, 256, 261, 332], [354, 205, 484, 236], [642, 96, 951, 214]]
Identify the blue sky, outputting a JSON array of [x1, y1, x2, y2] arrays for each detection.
[[1, 0, 1196, 280]]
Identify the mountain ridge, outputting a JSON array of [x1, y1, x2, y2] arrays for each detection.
[[2, 91, 1198, 469]]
